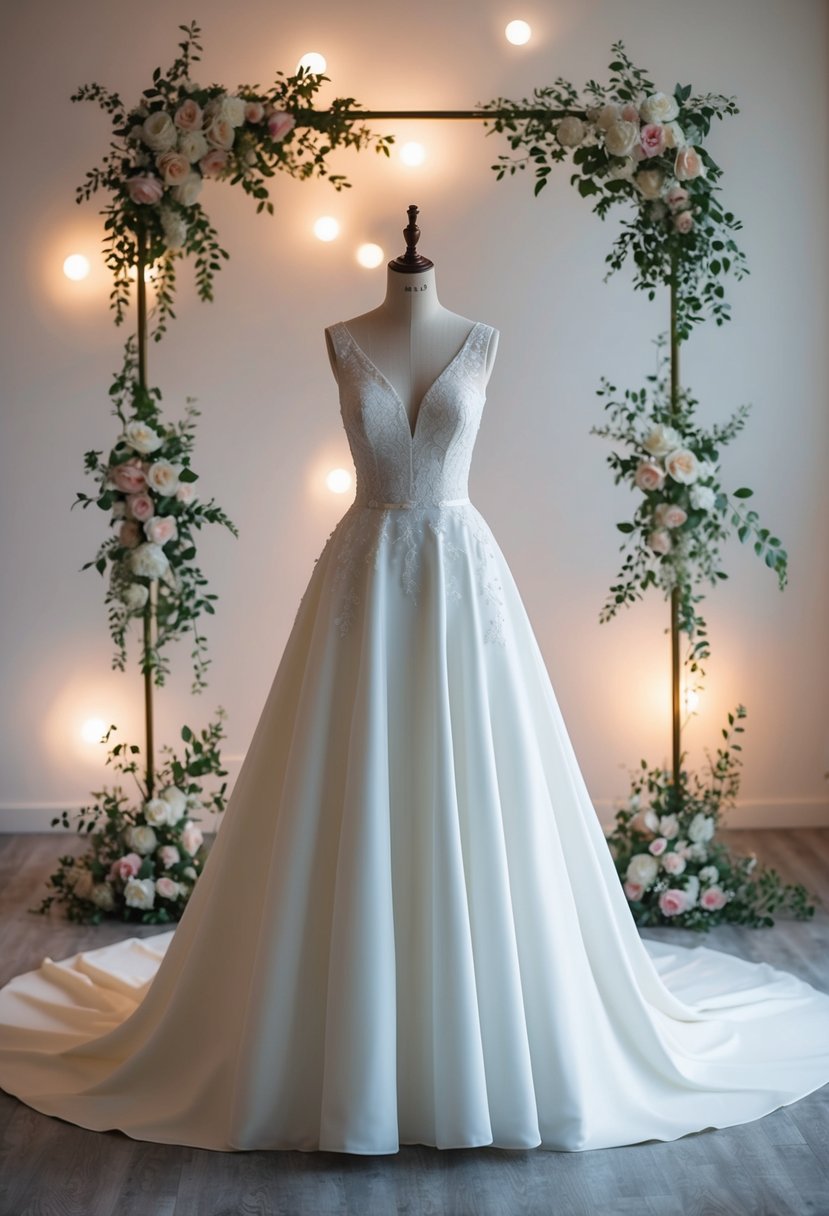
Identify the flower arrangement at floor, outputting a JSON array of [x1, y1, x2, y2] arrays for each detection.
[[607, 706, 815, 929], [34, 714, 228, 925]]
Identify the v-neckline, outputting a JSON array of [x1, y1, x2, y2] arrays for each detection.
[[338, 320, 482, 442]]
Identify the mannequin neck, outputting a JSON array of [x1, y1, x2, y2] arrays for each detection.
[[381, 266, 442, 323]]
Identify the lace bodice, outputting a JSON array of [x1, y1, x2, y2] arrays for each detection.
[[325, 320, 496, 506]]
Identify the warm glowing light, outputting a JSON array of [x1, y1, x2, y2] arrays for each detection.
[[314, 216, 340, 242], [399, 141, 426, 167], [326, 467, 352, 494], [356, 243, 385, 269], [505, 19, 532, 45], [127, 263, 159, 282], [683, 688, 701, 715], [297, 51, 327, 75], [80, 717, 108, 744], [63, 254, 91, 281]]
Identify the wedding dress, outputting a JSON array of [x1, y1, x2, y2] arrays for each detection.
[[1, 318, 828, 1154]]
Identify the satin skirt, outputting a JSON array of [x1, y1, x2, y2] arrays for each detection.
[[1, 501, 827, 1153]]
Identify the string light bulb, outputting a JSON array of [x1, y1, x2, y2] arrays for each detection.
[[297, 51, 327, 75], [326, 468, 352, 494], [505, 20, 532, 45], [356, 243, 384, 269], [63, 254, 91, 281], [80, 717, 108, 744], [313, 216, 340, 242], [400, 141, 426, 167]]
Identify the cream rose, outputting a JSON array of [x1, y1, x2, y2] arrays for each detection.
[[604, 119, 639, 158], [634, 461, 666, 492], [176, 482, 197, 504], [171, 173, 203, 207], [674, 211, 694, 235], [642, 423, 681, 457], [596, 102, 621, 131], [125, 824, 158, 855], [129, 542, 170, 580], [606, 157, 636, 182], [688, 812, 715, 844], [654, 503, 688, 529], [158, 785, 187, 825], [160, 208, 187, 250], [665, 448, 699, 484], [109, 852, 143, 881], [626, 853, 659, 888], [659, 813, 679, 839], [156, 150, 191, 187], [181, 820, 204, 855], [217, 94, 247, 127], [244, 101, 265, 124], [690, 483, 716, 511], [144, 798, 172, 826], [662, 851, 687, 876], [639, 92, 679, 124], [199, 148, 228, 177], [631, 808, 660, 836], [174, 98, 203, 131], [205, 114, 235, 149], [177, 129, 209, 164], [125, 876, 156, 909], [699, 865, 719, 885], [267, 111, 296, 142], [91, 883, 116, 911], [684, 875, 700, 907], [675, 145, 705, 181], [156, 877, 182, 900], [126, 174, 164, 205], [123, 582, 149, 611], [634, 168, 665, 199], [141, 111, 177, 152], [157, 844, 181, 869], [147, 459, 181, 495], [555, 116, 586, 148], [144, 515, 178, 546], [663, 122, 684, 149], [648, 528, 672, 555], [123, 420, 162, 455]]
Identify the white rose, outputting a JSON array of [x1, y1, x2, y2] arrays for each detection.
[[596, 102, 622, 131], [626, 853, 659, 888], [176, 482, 197, 504], [144, 798, 172, 826], [159, 785, 188, 825], [160, 207, 188, 251], [155, 876, 182, 900], [125, 824, 158, 855], [648, 528, 672, 555], [690, 483, 716, 511], [141, 111, 177, 153], [665, 448, 700, 485], [217, 94, 247, 127], [178, 130, 209, 163], [663, 122, 684, 149], [123, 582, 149, 611], [634, 168, 665, 200], [606, 157, 636, 182], [555, 116, 586, 148], [688, 813, 715, 844], [699, 865, 720, 885], [639, 92, 679, 124], [146, 459, 181, 495], [91, 882, 116, 911], [124, 877, 156, 909], [604, 120, 640, 158], [129, 542, 169, 580], [687, 842, 709, 862], [183, 865, 197, 881], [642, 424, 682, 457], [171, 173, 203, 207], [662, 851, 687, 875], [684, 874, 700, 906], [181, 820, 204, 855], [123, 420, 162, 454], [659, 814, 679, 839]]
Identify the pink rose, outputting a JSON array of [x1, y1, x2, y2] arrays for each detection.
[[662, 851, 687, 875], [245, 101, 265, 124], [674, 211, 694, 235], [665, 186, 689, 210], [156, 876, 180, 900], [119, 520, 141, 548], [127, 492, 155, 522], [630, 809, 659, 837], [621, 103, 640, 123], [181, 820, 204, 855], [648, 836, 668, 856], [654, 502, 688, 529], [205, 115, 234, 149], [156, 150, 191, 186], [701, 886, 728, 911], [176, 482, 196, 504], [144, 515, 178, 545], [639, 123, 666, 158], [109, 852, 142, 881], [200, 148, 228, 177], [126, 175, 164, 205], [634, 461, 665, 492], [624, 881, 644, 902], [157, 844, 181, 869], [110, 459, 147, 494], [174, 98, 203, 131], [675, 146, 704, 181], [665, 448, 699, 484], [648, 528, 672, 555], [268, 111, 296, 142], [658, 888, 689, 917]]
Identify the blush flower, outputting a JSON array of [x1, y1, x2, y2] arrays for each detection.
[[658, 888, 689, 917], [634, 462, 666, 492], [126, 174, 164, 205], [639, 123, 666, 158]]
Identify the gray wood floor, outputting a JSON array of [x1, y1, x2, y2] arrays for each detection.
[[1, 829, 827, 1216]]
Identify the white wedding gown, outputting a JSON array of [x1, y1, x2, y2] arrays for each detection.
[[1, 319, 828, 1154]]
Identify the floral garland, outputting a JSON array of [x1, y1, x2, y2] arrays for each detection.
[[592, 346, 787, 686], [607, 707, 814, 929], [35, 714, 228, 924], [482, 42, 747, 340]]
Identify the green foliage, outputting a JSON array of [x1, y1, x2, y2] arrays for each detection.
[[607, 706, 817, 930]]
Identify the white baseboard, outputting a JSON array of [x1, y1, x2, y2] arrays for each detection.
[[1, 798, 827, 834]]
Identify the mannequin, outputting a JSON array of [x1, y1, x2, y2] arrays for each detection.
[[326, 205, 498, 435]]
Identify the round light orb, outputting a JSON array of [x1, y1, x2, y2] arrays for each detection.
[[399, 141, 426, 167], [80, 717, 108, 744], [683, 688, 700, 714], [63, 254, 91, 281], [313, 216, 340, 242], [505, 19, 532, 45], [127, 263, 158, 282], [326, 467, 352, 494], [297, 51, 327, 75], [356, 243, 384, 269]]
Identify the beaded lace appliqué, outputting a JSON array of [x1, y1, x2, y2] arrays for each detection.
[[318, 320, 507, 645]]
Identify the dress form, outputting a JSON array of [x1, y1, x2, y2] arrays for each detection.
[[326, 205, 499, 434]]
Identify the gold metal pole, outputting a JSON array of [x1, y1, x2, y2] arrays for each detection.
[[136, 224, 155, 798], [669, 253, 681, 792]]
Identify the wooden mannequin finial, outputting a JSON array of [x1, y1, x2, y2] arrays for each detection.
[[388, 204, 434, 273]]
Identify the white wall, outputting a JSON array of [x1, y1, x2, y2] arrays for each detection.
[[1, 0, 827, 830]]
